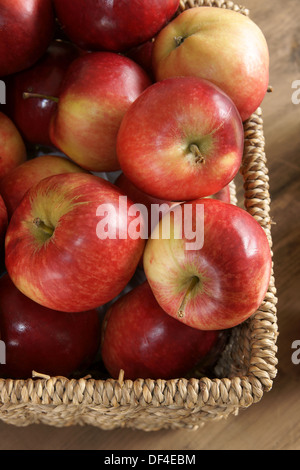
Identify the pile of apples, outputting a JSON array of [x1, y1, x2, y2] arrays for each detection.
[[0, 0, 272, 382]]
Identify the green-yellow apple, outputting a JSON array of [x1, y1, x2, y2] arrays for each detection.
[[143, 198, 272, 331], [5, 172, 145, 313], [0, 154, 88, 219], [117, 77, 244, 201], [49, 52, 152, 172], [101, 281, 226, 380], [152, 7, 269, 122], [0, 112, 27, 180]]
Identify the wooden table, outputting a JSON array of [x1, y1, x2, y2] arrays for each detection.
[[1, 0, 299, 450]]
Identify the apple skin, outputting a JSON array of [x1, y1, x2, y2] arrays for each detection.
[[117, 77, 244, 201], [0, 112, 27, 180], [0, 0, 55, 77], [5, 172, 145, 313], [125, 39, 155, 80], [5, 40, 80, 147], [0, 154, 89, 220], [53, 0, 179, 52], [49, 52, 152, 172], [0, 274, 101, 379], [101, 281, 226, 380], [206, 185, 231, 204], [114, 175, 230, 253], [152, 7, 269, 122], [143, 198, 272, 331]]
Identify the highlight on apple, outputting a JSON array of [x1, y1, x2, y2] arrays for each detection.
[[96, 196, 204, 251]]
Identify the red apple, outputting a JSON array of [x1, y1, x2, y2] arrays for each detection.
[[53, 0, 179, 52], [125, 39, 155, 80], [0, 154, 89, 219], [0, 0, 55, 77], [206, 185, 231, 204], [117, 77, 244, 201], [5, 172, 145, 312], [0, 112, 27, 180], [49, 52, 152, 172], [143, 198, 272, 331], [152, 7, 269, 122], [0, 274, 101, 379], [101, 281, 226, 380], [5, 40, 80, 147], [0, 195, 7, 243]]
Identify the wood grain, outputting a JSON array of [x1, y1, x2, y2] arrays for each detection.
[[0, 0, 300, 450]]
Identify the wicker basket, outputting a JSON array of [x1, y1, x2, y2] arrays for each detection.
[[0, 0, 278, 431]]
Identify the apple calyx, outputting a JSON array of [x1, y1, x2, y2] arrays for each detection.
[[174, 36, 186, 47], [189, 143, 205, 164], [33, 217, 54, 239], [177, 275, 200, 319], [23, 92, 59, 103]]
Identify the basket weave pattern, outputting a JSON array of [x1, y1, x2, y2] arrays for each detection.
[[0, 0, 278, 430]]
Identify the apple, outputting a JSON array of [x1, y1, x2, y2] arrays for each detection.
[[53, 0, 179, 52], [0, 112, 27, 180], [115, 173, 177, 238], [0, 274, 101, 379], [117, 77, 244, 202], [5, 40, 80, 147], [5, 172, 145, 313], [0, 154, 89, 219], [152, 7, 269, 122], [143, 198, 272, 331], [49, 52, 152, 172], [0, 196, 7, 245], [125, 39, 155, 80], [206, 184, 231, 204], [101, 281, 226, 380], [0, 0, 55, 77]]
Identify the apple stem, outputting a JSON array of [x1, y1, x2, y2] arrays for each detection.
[[23, 92, 59, 103], [190, 144, 205, 164], [177, 276, 199, 319], [33, 218, 54, 237]]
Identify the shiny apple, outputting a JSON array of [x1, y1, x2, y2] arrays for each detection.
[[117, 77, 244, 201], [5, 172, 145, 312], [0, 154, 88, 219], [143, 198, 272, 331], [0, 274, 101, 379], [5, 40, 80, 147], [49, 52, 151, 172], [101, 281, 226, 380], [53, 0, 179, 52], [0, 0, 55, 77]]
